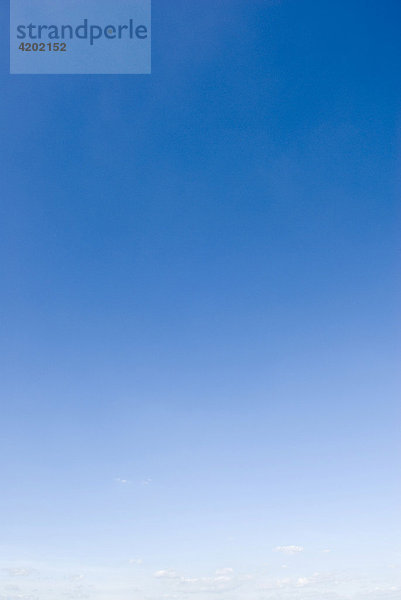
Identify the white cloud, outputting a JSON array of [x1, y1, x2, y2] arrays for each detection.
[[154, 569, 180, 579], [115, 478, 129, 484], [274, 577, 291, 589], [66, 573, 85, 582], [356, 587, 401, 600], [152, 567, 240, 594], [2, 568, 37, 578], [215, 568, 234, 576], [275, 545, 304, 555], [129, 557, 143, 565]]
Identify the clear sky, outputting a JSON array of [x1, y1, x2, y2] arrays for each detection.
[[1, 1, 400, 599]]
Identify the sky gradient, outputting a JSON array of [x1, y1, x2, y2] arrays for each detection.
[[1, 1, 401, 599]]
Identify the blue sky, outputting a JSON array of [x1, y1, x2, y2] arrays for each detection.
[[1, 1, 401, 599]]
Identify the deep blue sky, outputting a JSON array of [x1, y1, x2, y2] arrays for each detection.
[[1, 2, 400, 599]]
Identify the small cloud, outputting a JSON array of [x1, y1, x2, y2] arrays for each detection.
[[275, 577, 291, 588], [140, 478, 152, 486], [215, 568, 234, 576], [275, 545, 304, 555], [2, 568, 37, 578], [154, 569, 179, 579], [323, 549, 332, 554], [214, 568, 234, 583], [181, 577, 200, 584], [129, 558, 143, 565], [115, 478, 129, 484], [66, 573, 85, 582], [296, 573, 320, 587]]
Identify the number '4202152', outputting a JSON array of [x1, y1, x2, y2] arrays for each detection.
[[19, 42, 67, 52]]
